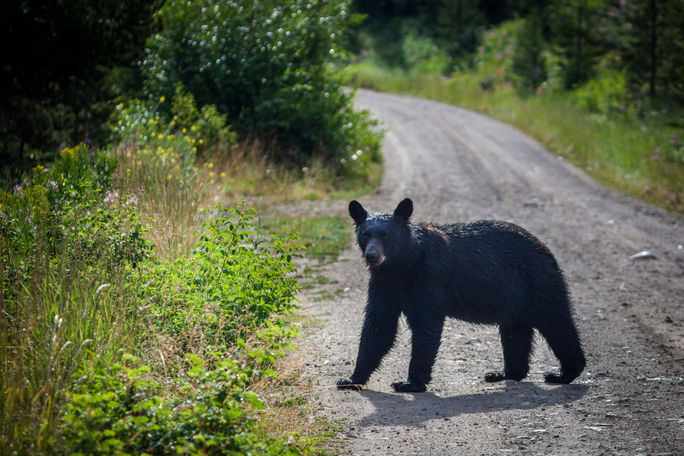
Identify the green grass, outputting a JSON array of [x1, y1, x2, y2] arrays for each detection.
[[261, 215, 353, 263], [348, 21, 683, 214]]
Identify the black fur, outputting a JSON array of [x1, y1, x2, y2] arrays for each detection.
[[337, 198, 586, 393]]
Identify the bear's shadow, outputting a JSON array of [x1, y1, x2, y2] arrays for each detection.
[[356, 381, 588, 427]]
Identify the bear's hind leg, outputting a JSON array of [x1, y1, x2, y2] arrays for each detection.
[[537, 319, 586, 384], [485, 322, 534, 383]]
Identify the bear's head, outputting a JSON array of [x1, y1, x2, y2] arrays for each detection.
[[348, 198, 413, 269]]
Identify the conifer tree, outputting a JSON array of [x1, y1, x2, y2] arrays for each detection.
[[438, 0, 485, 56], [551, 0, 605, 89], [621, 0, 684, 102], [511, 10, 547, 92], [660, 0, 684, 102]]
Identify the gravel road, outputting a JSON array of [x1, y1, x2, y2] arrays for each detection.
[[296, 89, 683, 455]]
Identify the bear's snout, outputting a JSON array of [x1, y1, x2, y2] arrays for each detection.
[[364, 241, 385, 267]]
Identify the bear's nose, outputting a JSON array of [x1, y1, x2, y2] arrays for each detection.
[[365, 249, 379, 263]]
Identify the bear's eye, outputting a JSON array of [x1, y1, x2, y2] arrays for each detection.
[[379, 232, 389, 239], [360, 231, 369, 239]]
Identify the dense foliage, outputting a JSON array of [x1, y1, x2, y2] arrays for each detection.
[[0, 0, 160, 168], [61, 347, 298, 455], [2, 0, 381, 183], [143, 0, 380, 172], [351, 0, 684, 107]]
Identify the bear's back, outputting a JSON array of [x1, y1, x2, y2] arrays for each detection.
[[409, 220, 565, 323]]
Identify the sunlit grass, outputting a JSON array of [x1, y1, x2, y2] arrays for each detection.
[[261, 215, 352, 263]]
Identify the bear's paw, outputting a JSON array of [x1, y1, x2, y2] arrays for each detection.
[[544, 370, 581, 384], [391, 380, 426, 393]]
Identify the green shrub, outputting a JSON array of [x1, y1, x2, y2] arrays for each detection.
[[112, 89, 236, 160], [61, 350, 299, 455], [402, 33, 450, 75], [570, 69, 627, 114], [0, 144, 150, 290], [142, 0, 381, 175], [141, 203, 301, 353]]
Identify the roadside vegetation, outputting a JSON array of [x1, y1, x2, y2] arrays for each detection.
[[347, 1, 683, 213], [1, 1, 379, 454]]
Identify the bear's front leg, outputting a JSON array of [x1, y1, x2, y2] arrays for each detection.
[[337, 284, 400, 390], [392, 313, 445, 393]]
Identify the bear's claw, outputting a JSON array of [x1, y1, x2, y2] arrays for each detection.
[[336, 378, 365, 390]]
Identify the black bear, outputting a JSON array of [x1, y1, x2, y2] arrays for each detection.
[[337, 198, 586, 393]]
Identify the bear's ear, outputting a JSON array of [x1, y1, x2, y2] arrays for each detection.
[[348, 200, 368, 225], [393, 198, 413, 221]]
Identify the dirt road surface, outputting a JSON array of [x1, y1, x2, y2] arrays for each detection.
[[296, 90, 683, 455]]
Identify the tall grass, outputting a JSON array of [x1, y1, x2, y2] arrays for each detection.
[[0, 145, 153, 452]]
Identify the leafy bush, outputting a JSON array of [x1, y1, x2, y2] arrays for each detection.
[[112, 89, 237, 160], [141, 203, 301, 353], [570, 69, 627, 114], [61, 350, 299, 455], [402, 32, 450, 75], [143, 0, 381, 175], [0, 144, 150, 289]]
